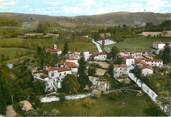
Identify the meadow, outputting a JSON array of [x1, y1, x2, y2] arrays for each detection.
[[38, 92, 164, 116], [0, 37, 96, 63], [107, 36, 171, 51]]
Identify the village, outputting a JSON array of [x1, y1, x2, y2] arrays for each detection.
[[31, 34, 171, 115], [0, 9, 171, 116]]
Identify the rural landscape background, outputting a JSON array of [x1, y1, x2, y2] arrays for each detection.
[[0, 0, 171, 116]]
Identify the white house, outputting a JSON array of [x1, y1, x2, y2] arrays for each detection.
[[47, 67, 72, 80], [122, 57, 135, 66], [93, 53, 107, 61], [142, 67, 154, 76], [44, 78, 62, 92], [137, 61, 154, 76], [83, 51, 92, 61], [145, 60, 163, 67], [152, 42, 171, 54], [46, 62, 78, 80], [118, 51, 148, 59], [152, 42, 166, 50], [89, 76, 110, 92], [45, 44, 62, 55], [130, 51, 148, 58], [113, 64, 128, 78]]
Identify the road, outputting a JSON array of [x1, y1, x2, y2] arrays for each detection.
[[91, 39, 103, 53]]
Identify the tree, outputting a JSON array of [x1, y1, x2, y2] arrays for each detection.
[[161, 43, 171, 64], [109, 46, 119, 59], [144, 103, 165, 116], [78, 56, 91, 90], [0, 73, 11, 114], [62, 41, 69, 55], [36, 22, 44, 33], [107, 64, 114, 79], [88, 66, 96, 76], [131, 65, 141, 78], [0, 54, 5, 63], [36, 47, 44, 68], [105, 64, 121, 89], [62, 75, 80, 94], [102, 39, 105, 50]]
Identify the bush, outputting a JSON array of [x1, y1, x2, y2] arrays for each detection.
[[144, 104, 165, 116], [108, 91, 123, 101], [82, 98, 95, 108]]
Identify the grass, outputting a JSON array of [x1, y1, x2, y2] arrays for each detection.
[[144, 75, 170, 97], [0, 47, 31, 59], [0, 37, 96, 51], [107, 36, 171, 51], [0, 37, 96, 63], [38, 92, 162, 116]]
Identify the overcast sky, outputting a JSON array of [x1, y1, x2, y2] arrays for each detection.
[[0, 0, 171, 16]]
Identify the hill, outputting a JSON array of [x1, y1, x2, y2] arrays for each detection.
[[0, 12, 171, 27]]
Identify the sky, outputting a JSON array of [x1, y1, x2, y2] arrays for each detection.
[[0, 0, 171, 16]]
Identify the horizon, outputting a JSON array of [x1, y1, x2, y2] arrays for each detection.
[[1, 11, 171, 17], [0, 0, 171, 16]]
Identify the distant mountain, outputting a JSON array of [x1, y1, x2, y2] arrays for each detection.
[[0, 12, 171, 27]]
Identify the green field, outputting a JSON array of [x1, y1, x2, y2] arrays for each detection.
[[37, 92, 163, 116], [0, 37, 96, 63], [106, 36, 171, 51], [0, 47, 31, 59], [0, 37, 96, 51]]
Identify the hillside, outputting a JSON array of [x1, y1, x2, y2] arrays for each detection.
[[0, 12, 171, 27]]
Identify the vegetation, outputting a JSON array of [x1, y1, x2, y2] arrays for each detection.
[[88, 65, 96, 76], [62, 75, 80, 94], [78, 56, 92, 90], [108, 46, 119, 59], [114, 36, 171, 51], [131, 65, 142, 78], [36, 46, 59, 68], [161, 43, 171, 64], [0, 60, 44, 114], [106, 64, 114, 79], [145, 20, 171, 31], [38, 92, 164, 116], [62, 41, 69, 55]]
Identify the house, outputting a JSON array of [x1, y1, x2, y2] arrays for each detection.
[[152, 42, 171, 55], [96, 79, 110, 92], [89, 76, 110, 92], [141, 31, 171, 37], [45, 44, 62, 55], [130, 51, 148, 58], [137, 61, 154, 76], [66, 52, 80, 65], [152, 42, 166, 50], [118, 51, 149, 59], [93, 53, 107, 61], [145, 60, 163, 67], [141, 67, 154, 76], [99, 33, 111, 39], [141, 32, 162, 37], [162, 31, 171, 37], [122, 56, 135, 66], [45, 62, 78, 80], [113, 64, 128, 78], [83, 51, 92, 61], [137, 58, 163, 68]]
